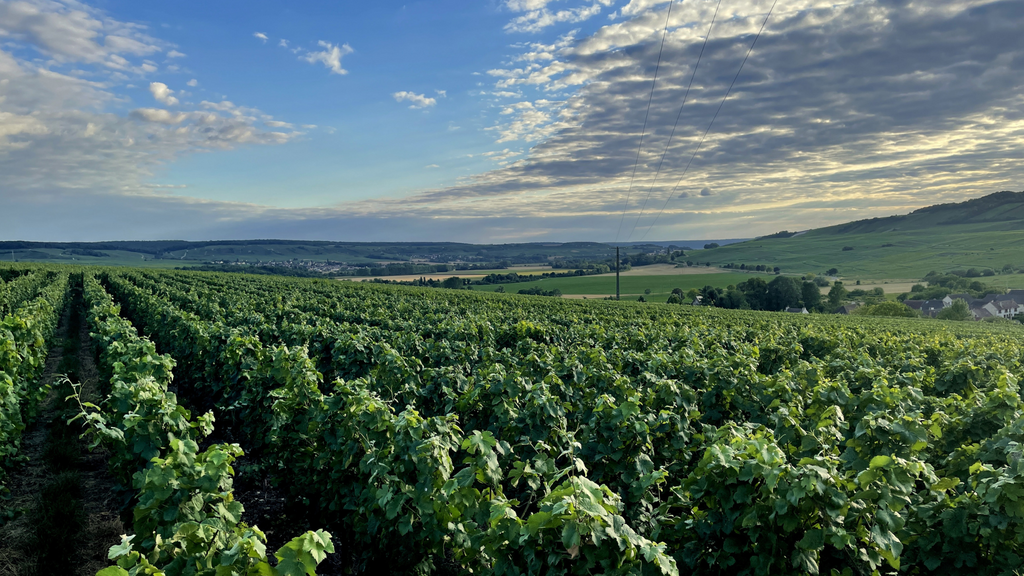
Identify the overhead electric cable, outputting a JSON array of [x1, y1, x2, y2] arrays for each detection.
[[614, 0, 677, 242], [627, 0, 723, 241], [637, 0, 779, 242]]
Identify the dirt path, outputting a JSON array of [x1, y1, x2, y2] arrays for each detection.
[[0, 289, 124, 576], [73, 302, 127, 576]]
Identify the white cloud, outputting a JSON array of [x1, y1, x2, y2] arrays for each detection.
[[425, 164, 440, 168], [0, 0, 163, 68], [700, 187, 714, 197], [435, 89, 447, 98], [253, 32, 268, 42], [0, 1, 303, 198], [142, 183, 187, 189], [393, 91, 436, 109], [279, 39, 288, 48], [130, 108, 186, 124], [186, 78, 198, 87], [149, 82, 178, 106], [303, 41, 353, 75], [166, 50, 185, 58], [503, 0, 615, 33], [264, 120, 293, 128]]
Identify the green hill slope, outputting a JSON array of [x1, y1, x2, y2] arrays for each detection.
[[698, 191, 1024, 279]]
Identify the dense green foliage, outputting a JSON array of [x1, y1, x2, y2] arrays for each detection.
[[852, 302, 919, 318], [83, 268, 1024, 575], [0, 271, 69, 496], [75, 274, 333, 575]]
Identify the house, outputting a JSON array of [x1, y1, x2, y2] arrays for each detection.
[[836, 304, 861, 315], [690, 295, 703, 306], [971, 307, 994, 320], [904, 300, 925, 312], [943, 294, 974, 307], [785, 307, 809, 314], [984, 299, 1021, 319], [920, 300, 946, 317]]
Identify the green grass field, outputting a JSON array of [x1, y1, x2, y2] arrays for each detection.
[[472, 272, 769, 299], [1, 249, 190, 269], [695, 192, 1024, 280]]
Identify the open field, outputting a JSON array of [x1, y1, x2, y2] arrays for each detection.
[[341, 266, 554, 282], [698, 193, 1024, 279], [594, 263, 728, 276], [473, 271, 771, 298]]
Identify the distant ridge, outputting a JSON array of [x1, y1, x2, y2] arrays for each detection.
[[826, 191, 1024, 235], [698, 190, 1024, 278]]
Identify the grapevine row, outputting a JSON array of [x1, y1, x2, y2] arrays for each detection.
[[75, 274, 334, 576], [102, 269, 1024, 574], [0, 271, 69, 496]]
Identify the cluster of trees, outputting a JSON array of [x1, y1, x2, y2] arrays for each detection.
[[895, 272, 1000, 302], [514, 286, 563, 297], [473, 268, 606, 286], [664, 276, 827, 312], [850, 301, 919, 318], [720, 263, 782, 274]]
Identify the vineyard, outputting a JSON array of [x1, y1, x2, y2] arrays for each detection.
[[3, 265, 1024, 575]]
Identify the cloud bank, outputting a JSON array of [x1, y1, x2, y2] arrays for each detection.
[[3, 0, 1024, 243]]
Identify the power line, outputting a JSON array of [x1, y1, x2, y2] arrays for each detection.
[[614, 0, 677, 242], [637, 0, 779, 242], [627, 0, 723, 241]]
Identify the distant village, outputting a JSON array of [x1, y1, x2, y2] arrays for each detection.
[[826, 290, 1024, 320], [902, 291, 1024, 320]]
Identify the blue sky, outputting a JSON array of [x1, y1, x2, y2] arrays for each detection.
[[1, 0, 1023, 242]]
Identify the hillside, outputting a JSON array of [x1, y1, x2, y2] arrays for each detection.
[[698, 191, 1024, 279], [0, 238, 739, 269], [0, 240, 626, 268]]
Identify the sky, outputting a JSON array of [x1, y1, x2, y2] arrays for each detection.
[[1, 0, 1022, 243]]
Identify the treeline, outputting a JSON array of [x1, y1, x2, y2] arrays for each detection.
[[720, 263, 783, 274], [666, 276, 827, 311], [178, 264, 326, 278]]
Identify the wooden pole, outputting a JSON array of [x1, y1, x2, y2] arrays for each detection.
[[616, 247, 620, 301]]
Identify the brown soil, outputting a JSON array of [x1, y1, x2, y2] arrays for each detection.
[[0, 299, 125, 576], [73, 311, 127, 576]]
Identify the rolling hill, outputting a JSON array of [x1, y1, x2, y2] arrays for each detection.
[[697, 191, 1024, 280]]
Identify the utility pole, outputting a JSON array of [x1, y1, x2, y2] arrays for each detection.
[[616, 247, 620, 301]]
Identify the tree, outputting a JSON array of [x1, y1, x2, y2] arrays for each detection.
[[685, 288, 699, 302], [704, 243, 720, 249], [937, 299, 973, 321], [666, 294, 683, 304], [853, 301, 918, 318], [766, 276, 801, 311], [637, 295, 646, 302], [495, 286, 505, 293], [671, 288, 684, 296], [441, 276, 463, 290], [699, 285, 720, 306], [827, 268, 839, 276], [644, 288, 652, 295], [827, 281, 847, 310], [801, 281, 822, 312], [738, 277, 769, 310], [718, 290, 748, 310]]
